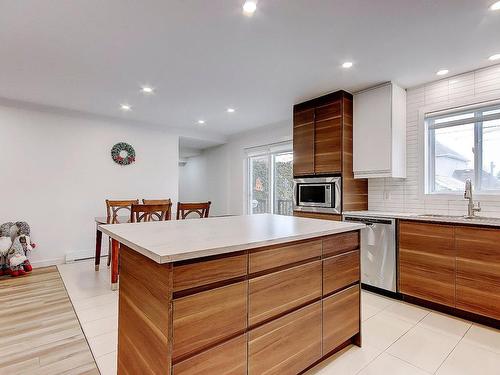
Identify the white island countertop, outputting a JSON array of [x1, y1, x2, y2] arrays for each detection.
[[99, 214, 365, 263]]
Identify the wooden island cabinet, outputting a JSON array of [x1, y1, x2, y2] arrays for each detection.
[[399, 220, 500, 323], [100, 214, 364, 375]]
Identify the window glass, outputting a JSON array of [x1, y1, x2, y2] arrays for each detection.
[[481, 119, 500, 190]]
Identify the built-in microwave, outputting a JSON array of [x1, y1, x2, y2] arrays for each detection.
[[293, 176, 341, 214]]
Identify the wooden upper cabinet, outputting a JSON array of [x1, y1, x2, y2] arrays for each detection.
[[399, 221, 456, 307], [455, 226, 500, 320], [314, 101, 342, 174], [293, 109, 315, 176]]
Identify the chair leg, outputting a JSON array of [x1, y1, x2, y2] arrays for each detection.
[[95, 228, 102, 271], [111, 239, 119, 291], [107, 238, 112, 267]]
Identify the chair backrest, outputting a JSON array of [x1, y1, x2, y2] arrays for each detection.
[[130, 203, 172, 223], [142, 199, 172, 221], [106, 199, 139, 223], [176, 201, 211, 220]]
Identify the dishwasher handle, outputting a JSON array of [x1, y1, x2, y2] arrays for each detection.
[[344, 216, 394, 226]]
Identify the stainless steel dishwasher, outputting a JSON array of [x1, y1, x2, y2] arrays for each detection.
[[343, 214, 397, 293]]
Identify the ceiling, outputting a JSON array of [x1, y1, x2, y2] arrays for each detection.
[[1, 0, 500, 137]]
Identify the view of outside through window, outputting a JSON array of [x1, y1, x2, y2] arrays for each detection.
[[428, 106, 500, 193], [249, 151, 293, 215]]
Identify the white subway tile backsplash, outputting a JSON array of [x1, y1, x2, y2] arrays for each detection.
[[369, 64, 500, 216]]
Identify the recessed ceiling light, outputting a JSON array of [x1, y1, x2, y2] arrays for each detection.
[[197, 120, 205, 125], [120, 104, 132, 111], [490, 1, 500, 10], [436, 69, 449, 76], [141, 86, 154, 94], [489, 54, 500, 61], [342, 62, 353, 69], [243, 1, 257, 15], [227, 108, 236, 113]]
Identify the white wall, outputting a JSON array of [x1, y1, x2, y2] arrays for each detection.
[[0, 103, 179, 266], [179, 120, 292, 216], [369, 63, 500, 217]]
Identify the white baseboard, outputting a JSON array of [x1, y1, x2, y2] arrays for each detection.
[[65, 249, 109, 263], [31, 257, 66, 268]]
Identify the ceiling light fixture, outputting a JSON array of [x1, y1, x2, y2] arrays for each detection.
[[227, 108, 236, 113], [342, 62, 353, 69], [120, 104, 132, 111], [197, 120, 206, 125], [489, 54, 500, 61], [490, 1, 500, 10], [436, 69, 449, 76], [141, 86, 154, 94], [243, 1, 257, 15]]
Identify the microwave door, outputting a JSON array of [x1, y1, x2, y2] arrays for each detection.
[[299, 184, 329, 207]]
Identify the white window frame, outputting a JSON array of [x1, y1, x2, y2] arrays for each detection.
[[245, 141, 292, 214], [422, 98, 500, 196]]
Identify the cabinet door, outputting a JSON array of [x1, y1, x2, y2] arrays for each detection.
[[248, 302, 322, 375], [248, 261, 322, 326], [399, 221, 455, 307], [455, 227, 500, 320], [172, 282, 247, 361], [173, 335, 246, 375], [314, 101, 342, 174], [323, 250, 360, 295], [323, 285, 360, 354], [293, 109, 315, 176]]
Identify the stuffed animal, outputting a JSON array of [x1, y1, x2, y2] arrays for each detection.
[[0, 222, 14, 276], [0, 221, 36, 277]]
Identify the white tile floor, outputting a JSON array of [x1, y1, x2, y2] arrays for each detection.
[[58, 259, 500, 375]]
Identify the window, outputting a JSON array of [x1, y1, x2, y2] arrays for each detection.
[[247, 142, 293, 215], [426, 103, 500, 193]]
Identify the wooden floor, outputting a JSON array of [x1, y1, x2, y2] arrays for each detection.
[[0, 267, 99, 375]]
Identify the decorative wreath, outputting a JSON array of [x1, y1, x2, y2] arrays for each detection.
[[111, 142, 136, 165]]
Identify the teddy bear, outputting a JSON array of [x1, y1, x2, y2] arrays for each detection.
[[14, 221, 35, 273], [0, 222, 14, 276]]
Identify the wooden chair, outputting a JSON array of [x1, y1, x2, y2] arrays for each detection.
[[106, 199, 139, 223], [176, 201, 211, 220], [131, 203, 172, 222], [142, 199, 172, 221], [100, 199, 139, 268]]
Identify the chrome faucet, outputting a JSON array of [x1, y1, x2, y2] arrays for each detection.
[[464, 178, 481, 218]]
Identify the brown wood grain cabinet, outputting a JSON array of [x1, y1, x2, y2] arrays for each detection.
[[118, 231, 362, 375], [248, 302, 322, 375], [399, 221, 456, 307], [323, 285, 360, 354], [172, 282, 247, 361], [292, 211, 343, 221], [293, 108, 315, 176], [249, 239, 322, 274], [455, 226, 500, 320], [323, 250, 360, 295], [293, 90, 368, 214], [172, 335, 247, 375], [248, 261, 322, 326], [399, 220, 500, 322]]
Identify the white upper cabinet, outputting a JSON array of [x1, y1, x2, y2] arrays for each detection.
[[353, 82, 406, 179]]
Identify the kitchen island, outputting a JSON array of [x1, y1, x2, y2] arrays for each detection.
[[100, 214, 365, 375]]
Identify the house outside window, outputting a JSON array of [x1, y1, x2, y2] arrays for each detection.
[[246, 142, 293, 215], [425, 103, 500, 193]]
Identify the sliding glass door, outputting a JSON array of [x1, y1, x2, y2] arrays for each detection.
[[248, 145, 293, 216]]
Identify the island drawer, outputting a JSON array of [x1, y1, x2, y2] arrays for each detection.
[[172, 335, 246, 375], [172, 281, 247, 361], [173, 252, 247, 293], [323, 285, 360, 354], [249, 239, 322, 274], [323, 231, 359, 258], [248, 261, 322, 326], [248, 301, 322, 375], [323, 250, 360, 295]]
